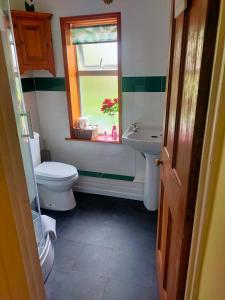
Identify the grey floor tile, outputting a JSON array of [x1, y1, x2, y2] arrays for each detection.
[[117, 232, 156, 258], [45, 266, 108, 300], [53, 237, 84, 270], [59, 222, 115, 246], [71, 243, 155, 288], [109, 250, 156, 288], [44, 193, 158, 299], [102, 279, 156, 300], [59, 220, 125, 250], [72, 243, 114, 277]]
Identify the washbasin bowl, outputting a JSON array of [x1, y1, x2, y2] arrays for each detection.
[[122, 126, 162, 155]]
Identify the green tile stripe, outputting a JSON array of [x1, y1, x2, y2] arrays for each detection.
[[122, 76, 166, 92], [21, 76, 166, 93], [34, 77, 66, 91], [78, 170, 134, 181], [21, 77, 35, 92]]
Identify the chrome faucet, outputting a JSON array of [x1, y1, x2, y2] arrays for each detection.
[[130, 122, 139, 132]]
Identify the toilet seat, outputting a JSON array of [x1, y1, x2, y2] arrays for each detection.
[[35, 162, 78, 181]]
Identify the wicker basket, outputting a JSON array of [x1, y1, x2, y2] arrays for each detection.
[[73, 126, 98, 140]]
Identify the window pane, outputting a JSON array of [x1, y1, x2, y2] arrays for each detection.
[[79, 76, 118, 132], [77, 42, 118, 70]]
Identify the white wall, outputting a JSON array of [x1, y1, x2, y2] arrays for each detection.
[[12, 0, 171, 199], [23, 0, 170, 77]]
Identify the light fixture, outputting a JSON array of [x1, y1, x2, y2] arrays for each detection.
[[103, 0, 114, 4]]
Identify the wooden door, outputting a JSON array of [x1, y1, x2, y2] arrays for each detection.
[[156, 0, 220, 299]]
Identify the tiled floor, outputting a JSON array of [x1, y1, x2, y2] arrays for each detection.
[[43, 192, 159, 300]]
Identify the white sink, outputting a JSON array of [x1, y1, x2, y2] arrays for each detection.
[[122, 125, 162, 211], [122, 126, 162, 155]]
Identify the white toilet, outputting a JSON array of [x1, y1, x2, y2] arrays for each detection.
[[30, 132, 78, 211]]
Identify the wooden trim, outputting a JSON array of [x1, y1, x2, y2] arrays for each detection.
[[0, 36, 46, 300], [60, 12, 119, 27], [78, 70, 118, 76], [60, 12, 122, 141], [60, 20, 81, 136], [11, 10, 53, 19], [117, 12, 122, 142]]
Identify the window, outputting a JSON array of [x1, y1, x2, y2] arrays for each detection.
[[60, 13, 121, 142]]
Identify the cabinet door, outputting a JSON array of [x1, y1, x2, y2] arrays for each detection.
[[17, 18, 49, 66]]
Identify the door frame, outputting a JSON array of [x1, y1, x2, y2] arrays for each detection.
[[185, 1, 225, 298], [0, 36, 46, 299]]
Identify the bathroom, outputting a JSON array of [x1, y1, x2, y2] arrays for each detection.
[[0, 0, 170, 299], [14, 0, 169, 298], [1, 0, 221, 299]]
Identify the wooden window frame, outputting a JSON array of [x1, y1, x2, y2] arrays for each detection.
[[60, 12, 122, 143]]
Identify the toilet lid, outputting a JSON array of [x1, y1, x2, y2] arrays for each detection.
[[35, 162, 78, 181]]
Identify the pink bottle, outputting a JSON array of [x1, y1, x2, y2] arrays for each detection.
[[112, 125, 116, 138]]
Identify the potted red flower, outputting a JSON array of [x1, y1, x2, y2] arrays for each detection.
[[100, 98, 119, 116], [100, 97, 119, 138]]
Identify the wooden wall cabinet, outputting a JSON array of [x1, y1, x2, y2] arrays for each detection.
[[11, 10, 55, 76]]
